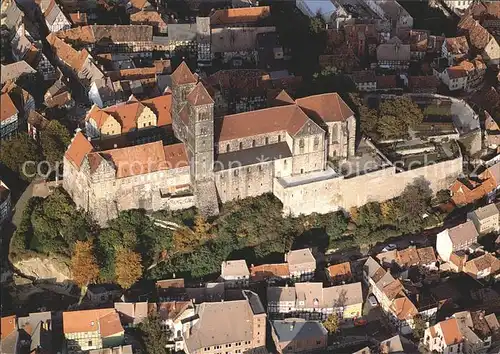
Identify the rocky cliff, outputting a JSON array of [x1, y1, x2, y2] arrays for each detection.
[[13, 257, 72, 283]]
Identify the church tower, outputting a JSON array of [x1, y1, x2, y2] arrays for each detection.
[[186, 82, 215, 181], [171, 62, 197, 139], [170, 62, 219, 216]]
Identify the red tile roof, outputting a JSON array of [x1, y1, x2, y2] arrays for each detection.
[[376, 75, 397, 89], [142, 94, 172, 127], [250, 263, 290, 281], [1, 316, 16, 340], [63, 308, 116, 334], [130, 10, 167, 27], [69, 12, 87, 25], [47, 33, 89, 71], [273, 90, 294, 106], [97, 141, 187, 178], [0, 93, 18, 122], [187, 82, 214, 106], [446, 66, 468, 79], [171, 61, 197, 86], [295, 93, 354, 123], [408, 76, 440, 89], [439, 318, 464, 346], [216, 104, 309, 141], [65, 132, 94, 169], [327, 262, 352, 279], [210, 6, 270, 25], [390, 296, 418, 320], [444, 36, 470, 55], [99, 311, 124, 338]]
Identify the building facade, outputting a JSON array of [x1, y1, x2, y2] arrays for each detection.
[[0, 93, 18, 140], [267, 282, 363, 321], [0, 180, 11, 229]]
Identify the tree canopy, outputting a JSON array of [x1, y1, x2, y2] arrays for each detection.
[[138, 313, 170, 354], [12, 188, 95, 258], [71, 240, 100, 287], [359, 97, 424, 140], [0, 133, 43, 181], [40, 120, 71, 167], [323, 313, 340, 333], [115, 247, 143, 289]]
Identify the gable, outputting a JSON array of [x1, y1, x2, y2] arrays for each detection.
[[101, 115, 121, 135], [294, 119, 324, 138]]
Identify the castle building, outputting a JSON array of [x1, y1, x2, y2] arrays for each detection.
[[63, 62, 461, 225]]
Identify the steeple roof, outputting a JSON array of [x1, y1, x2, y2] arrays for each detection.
[[171, 61, 197, 85], [187, 82, 214, 106]]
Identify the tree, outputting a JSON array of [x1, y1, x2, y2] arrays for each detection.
[[378, 97, 424, 139], [436, 189, 451, 204], [309, 14, 326, 34], [172, 214, 213, 253], [138, 313, 169, 354], [323, 313, 340, 333], [324, 212, 349, 241], [359, 105, 379, 138], [40, 120, 71, 167], [115, 247, 142, 289], [71, 240, 100, 287], [0, 25, 12, 64], [412, 315, 427, 339], [0, 133, 43, 180], [377, 114, 404, 140]]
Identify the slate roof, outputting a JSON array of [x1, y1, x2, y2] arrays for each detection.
[[214, 142, 292, 171], [272, 319, 327, 342]]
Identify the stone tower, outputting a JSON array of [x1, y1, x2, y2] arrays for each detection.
[[196, 17, 211, 65], [171, 62, 197, 139], [186, 82, 215, 181], [170, 62, 219, 216]]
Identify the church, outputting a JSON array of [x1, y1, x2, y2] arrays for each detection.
[[63, 62, 458, 225]]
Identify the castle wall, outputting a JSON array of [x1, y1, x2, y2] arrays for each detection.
[[63, 158, 90, 210], [214, 160, 275, 202], [276, 156, 463, 216]]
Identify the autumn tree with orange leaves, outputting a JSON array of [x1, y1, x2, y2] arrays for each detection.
[[172, 215, 213, 253], [115, 247, 143, 289], [71, 240, 100, 287]]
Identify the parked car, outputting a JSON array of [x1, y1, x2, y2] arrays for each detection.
[[381, 244, 397, 252], [354, 318, 367, 326], [367, 295, 378, 307]]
